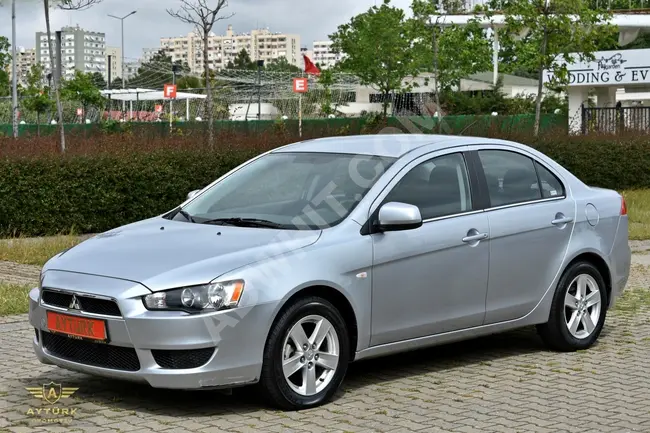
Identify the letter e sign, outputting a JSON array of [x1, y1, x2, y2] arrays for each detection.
[[293, 78, 308, 93], [164, 84, 177, 99]]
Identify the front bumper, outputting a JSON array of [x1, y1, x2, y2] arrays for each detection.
[[29, 276, 275, 390]]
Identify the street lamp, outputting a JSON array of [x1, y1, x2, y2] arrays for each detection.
[[108, 10, 136, 115]]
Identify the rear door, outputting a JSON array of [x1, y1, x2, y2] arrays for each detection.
[[470, 147, 576, 324]]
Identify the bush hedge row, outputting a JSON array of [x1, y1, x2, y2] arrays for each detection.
[[1, 131, 650, 237]]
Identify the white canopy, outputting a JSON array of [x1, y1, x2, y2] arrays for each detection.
[[100, 88, 207, 101]]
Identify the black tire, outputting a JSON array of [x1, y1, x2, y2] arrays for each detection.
[[537, 261, 608, 352], [258, 296, 350, 410]]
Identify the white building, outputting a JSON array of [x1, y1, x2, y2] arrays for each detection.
[[312, 40, 344, 69], [142, 47, 161, 63], [159, 25, 301, 74], [35, 25, 106, 81], [105, 46, 122, 81], [10, 47, 37, 86]]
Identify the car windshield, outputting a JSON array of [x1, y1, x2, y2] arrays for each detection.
[[176, 152, 396, 230]]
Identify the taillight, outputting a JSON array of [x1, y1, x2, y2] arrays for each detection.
[[620, 197, 628, 216]]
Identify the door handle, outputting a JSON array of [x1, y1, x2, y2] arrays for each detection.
[[462, 233, 488, 243], [551, 216, 574, 226]]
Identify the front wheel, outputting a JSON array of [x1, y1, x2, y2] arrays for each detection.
[[258, 296, 350, 410], [537, 261, 607, 352]]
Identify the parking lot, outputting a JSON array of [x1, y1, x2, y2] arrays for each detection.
[[1, 242, 649, 433]]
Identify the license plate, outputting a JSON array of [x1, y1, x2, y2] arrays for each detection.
[[47, 311, 107, 342]]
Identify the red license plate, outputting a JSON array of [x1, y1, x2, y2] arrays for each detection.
[[47, 311, 107, 341]]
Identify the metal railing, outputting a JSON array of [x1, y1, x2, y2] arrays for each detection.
[[581, 104, 650, 134]]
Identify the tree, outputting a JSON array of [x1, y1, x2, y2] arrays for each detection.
[[0, 36, 10, 97], [501, 0, 615, 136], [330, 0, 421, 116], [61, 70, 104, 123], [228, 49, 256, 70], [266, 57, 301, 73], [177, 75, 202, 90], [43, 0, 103, 152], [411, 1, 492, 91], [21, 63, 54, 135], [90, 71, 106, 89], [128, 51, 189, 89], [167, 0, 234, 150]]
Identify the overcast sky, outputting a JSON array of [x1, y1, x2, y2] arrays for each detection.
[[1, 0, 412, 60]]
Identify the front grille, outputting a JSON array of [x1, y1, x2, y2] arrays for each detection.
[[42, 332, 140, 371], [152, 348, 215, 369], [42, 290, 121, 317]]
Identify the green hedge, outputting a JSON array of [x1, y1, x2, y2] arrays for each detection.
[[0, 150, 257, 236], [0, 113, 566, 138], [1, 134, 649, 237]]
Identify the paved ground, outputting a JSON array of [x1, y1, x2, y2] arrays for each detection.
[[1, 246, 649, 432]]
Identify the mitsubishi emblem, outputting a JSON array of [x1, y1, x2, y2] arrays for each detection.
[[69, 295, 82, 310]]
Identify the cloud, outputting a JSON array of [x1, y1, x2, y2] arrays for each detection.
[[0, 0, 412, 60]]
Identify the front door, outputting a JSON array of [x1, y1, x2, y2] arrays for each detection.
[[475, 148, 576, 324], [370, 151, 490, 346]]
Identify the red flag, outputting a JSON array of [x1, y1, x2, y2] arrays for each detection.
[[303, 54, 321, 75]]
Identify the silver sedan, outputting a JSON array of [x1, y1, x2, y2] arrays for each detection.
[[29, 135, 631, 410]]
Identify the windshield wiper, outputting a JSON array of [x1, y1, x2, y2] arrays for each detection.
[[202, 217, 283, 229], [178, 209, 196, 223]]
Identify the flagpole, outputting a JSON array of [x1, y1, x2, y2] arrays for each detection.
[[299, 70, 303, 138]]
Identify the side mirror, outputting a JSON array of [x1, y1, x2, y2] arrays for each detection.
[[186, 189, 201, 201], [377, 202, 423, 232]]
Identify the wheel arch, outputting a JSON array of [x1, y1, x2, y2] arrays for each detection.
[[266, 284, 359, 361], [562, 251, 612, 306]]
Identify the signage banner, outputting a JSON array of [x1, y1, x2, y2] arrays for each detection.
[[543, 49, 650, 87]]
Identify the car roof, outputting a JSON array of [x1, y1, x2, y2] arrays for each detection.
[[272, 134, 510, 159]]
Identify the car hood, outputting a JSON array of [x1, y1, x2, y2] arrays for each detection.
[[44, 217, 321, 292]]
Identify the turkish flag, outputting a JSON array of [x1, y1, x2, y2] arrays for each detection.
[[303, 54, 321, 75]]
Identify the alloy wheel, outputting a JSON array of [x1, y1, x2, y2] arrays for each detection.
[[563, 274, 602, 339], [281, 315, 340, 397]]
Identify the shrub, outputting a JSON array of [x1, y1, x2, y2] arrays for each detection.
[[1, 125, 649, 237]]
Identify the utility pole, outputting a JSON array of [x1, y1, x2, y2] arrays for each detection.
[[11, 0, 18, 138], [257, 60, 264, 120], [108, 11, 137, 118], [107, 54, 112, 119]]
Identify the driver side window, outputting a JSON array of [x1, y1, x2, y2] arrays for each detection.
[[384, 153, 473, 220]]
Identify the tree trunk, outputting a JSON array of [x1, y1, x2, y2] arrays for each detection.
[[37, 112, 40, 136], [44, 0, 66, 152], [534, 22, 549, 137], [432, 20, 443, 134], [382, 90, 390, 118], [204, 31, 214, 150]]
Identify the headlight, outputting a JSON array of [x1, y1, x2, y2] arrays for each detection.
[[143, 280, 244, 313]]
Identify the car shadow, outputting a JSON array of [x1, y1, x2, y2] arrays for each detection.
[[23, 326, 570, 416]]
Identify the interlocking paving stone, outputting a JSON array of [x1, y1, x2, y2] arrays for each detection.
[[0, 252, 649, 432]]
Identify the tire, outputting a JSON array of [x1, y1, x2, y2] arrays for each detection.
[[258, 296, 350, 410], [537, 261, 608, 352]]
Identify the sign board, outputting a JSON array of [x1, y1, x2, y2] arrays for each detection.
[[163, 84, 177, 99], [76, 108, 83, 116], [293, 78, 308, 93], [543, 49, 650, 87], [155, 105, 163, 113]]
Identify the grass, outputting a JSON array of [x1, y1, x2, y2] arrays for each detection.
[[612, 287, 650, 315], [0, 233, 86, 267], [0, 283, 31, 316], [622, 190, 650, 240]]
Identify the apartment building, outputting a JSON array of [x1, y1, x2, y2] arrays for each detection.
[[142, 47, 161, 63], [10, 47, 37, 85], [312, 40, 344, 69], [35, 25, 106, 81], [105, 46, 122, 81], [160, 25, 301, 74]]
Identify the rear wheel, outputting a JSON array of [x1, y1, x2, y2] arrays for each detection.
[[258, 296, 350, 410], [538, 261, 607, 352]]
